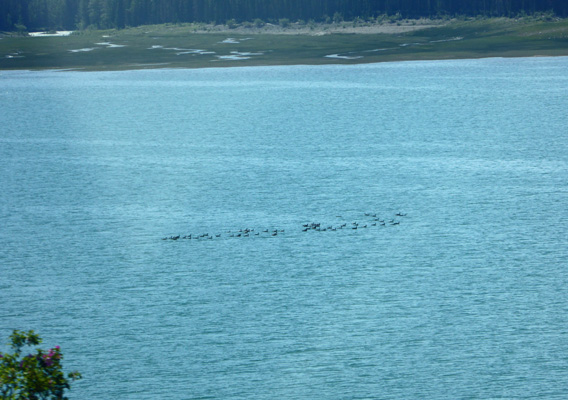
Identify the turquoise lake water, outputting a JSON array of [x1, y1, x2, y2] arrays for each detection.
[[1, 57, 567, 399]]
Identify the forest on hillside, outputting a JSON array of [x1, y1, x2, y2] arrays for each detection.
[[1, 0, 567, 32]]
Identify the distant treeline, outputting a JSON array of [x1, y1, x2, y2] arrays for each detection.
[[1, 0, 567, 31]]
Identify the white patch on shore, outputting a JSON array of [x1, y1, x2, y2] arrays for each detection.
[[231, 51, 263, 56], [69, 48, 95, 53], [163, 47, 193, 51], [213, 50, 264, 60], [325, 54, 363, 60], [215, 55, 250, 61], [176, 49, 215, 55], [95, 42, 126, 48], [29, 31, 73, 37]]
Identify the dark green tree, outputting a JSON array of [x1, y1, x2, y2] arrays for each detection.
[[1, 0, 566, 32]]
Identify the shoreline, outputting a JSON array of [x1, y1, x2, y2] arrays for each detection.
[[2, 54, 566, 75], [3, 53, 566, 73], [1, 17, 567, 71]]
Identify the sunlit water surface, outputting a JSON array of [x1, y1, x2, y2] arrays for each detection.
[[1, 57, 568, 399]]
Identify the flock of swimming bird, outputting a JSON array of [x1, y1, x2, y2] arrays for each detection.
[[161, 212, 407, 241]]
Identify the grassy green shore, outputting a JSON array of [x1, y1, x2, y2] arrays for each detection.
[[1, 17, 567, 71]]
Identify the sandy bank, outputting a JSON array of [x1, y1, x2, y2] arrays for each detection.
[[163, 19, 447, 36]]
